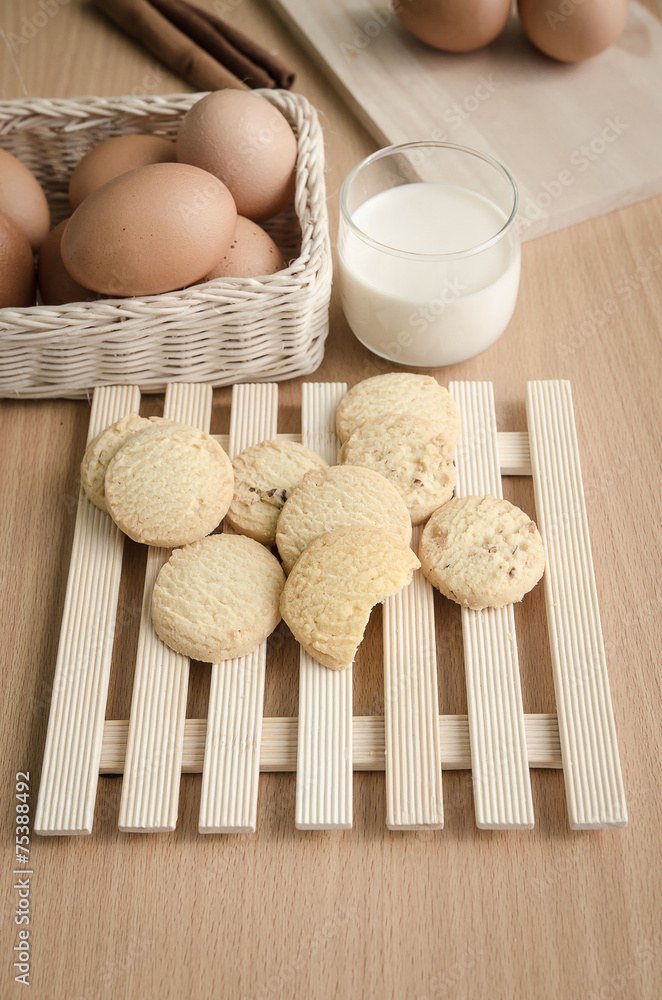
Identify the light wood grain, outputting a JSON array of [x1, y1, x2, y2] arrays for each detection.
[[118, 383, 212, 832], [199, 383, 279, 834], [296, 382, 353, 830], [268, 0, 662, 240], [450, 380, 534, 829], [99, 714, 563, 772], [37, 382, 590, 834], [34, 385, 141, 835], [527, 380, 627, 828], [383, 524, 444, 830], [1, 1, 661, 999]]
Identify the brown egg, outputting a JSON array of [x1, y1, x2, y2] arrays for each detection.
[[204, 216, 286, 280], [0, 209, 36, 308], [69, 134, 177, 210], [61, 163, 237, 297], [396, 0, 512, 52], [518, 0, 628, 61], [38, 220, 98, 305], [176, 90, 297, 222], [0, 148, 50, 251]]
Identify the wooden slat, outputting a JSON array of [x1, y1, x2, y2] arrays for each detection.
[[497, 431, 531, 477], [118, 383, 212, 833], [295, 382, 353, 829], [100, 714, 563, 773], [526, 380, 627, 829], [211, 431, 532, 478], [38, 381, 622, 835], [449, 381, 534, 830], [35, 384, 141, 836], [383, 524, 443, 829], [199, 383, 278, 833]]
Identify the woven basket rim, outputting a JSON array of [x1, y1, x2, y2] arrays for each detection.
[[0, 90, 331, 397], [0, 90, 327, 318]]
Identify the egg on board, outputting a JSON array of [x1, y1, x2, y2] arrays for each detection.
[[61, 162, 237, 297], [176, 90, 297, 222], [0, 147, 50, 251], [38, 220, 98, 306], [204, 216, 286, 280], [518, 0, 628, 61], [395, 0, 512, 52], [69, 134, 177, 210], [0, 209, 36, 308]]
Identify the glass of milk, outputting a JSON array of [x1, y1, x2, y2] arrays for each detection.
[[338, 142, 520, 367]]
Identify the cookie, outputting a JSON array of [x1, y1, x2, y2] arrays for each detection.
[[80, 412, 155, 513], [280, 526, 419, 671], [276, 464, 412, 574], [337, 413, 456, 525], [335, 373, 461, 448], [419, 495, 545, 610], [104, 421, 233, 547], [225, 438, 328, 546], [151, 533, 285, 662]]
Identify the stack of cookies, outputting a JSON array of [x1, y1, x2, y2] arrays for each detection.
[[218, 432, 420, 671], [328, 373, 545, 616], [80, 415, 286, 664], [80, 372, 545, 671], [334, 373, 461, 525], [275, 373, 462, 669], [81, 415, 233, 547]]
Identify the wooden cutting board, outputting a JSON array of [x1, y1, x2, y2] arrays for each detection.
[[269, 0, 662, 240]]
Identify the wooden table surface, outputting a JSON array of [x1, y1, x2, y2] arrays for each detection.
[[1, 2, 661, 998]]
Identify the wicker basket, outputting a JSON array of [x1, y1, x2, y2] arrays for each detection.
[[0, 91, 331, 399]]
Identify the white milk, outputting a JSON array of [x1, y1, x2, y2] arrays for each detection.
[[338, 183, 520, 367]]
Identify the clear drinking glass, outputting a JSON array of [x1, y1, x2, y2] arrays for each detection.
[[338, 141, 520, 367]]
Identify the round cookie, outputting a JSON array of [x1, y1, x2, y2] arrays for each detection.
[[81, 413, 158, 513], [337, 413, 456, 525], [276, 464, 412, 574], [280, 526, 420, 671], [80, 413, 149, 514], [105, 422, 233, 547], [335, 373, 461, 448], [151, 533, 285, 662], [225, 438, 328, 546], [419, 495, 546, 610]]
